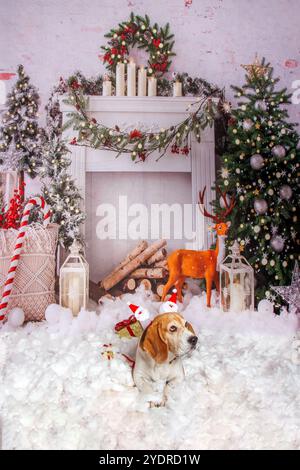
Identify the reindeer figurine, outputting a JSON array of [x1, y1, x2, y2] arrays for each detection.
[[161, 187, 235, 307]]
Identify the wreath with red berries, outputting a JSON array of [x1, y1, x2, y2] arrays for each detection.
[[101, 12, 175, 77]]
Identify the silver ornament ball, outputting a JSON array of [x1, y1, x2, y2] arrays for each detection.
[[250, 154, 264, 170], [255, 100, 267, 111], [279, 185, 292, 200], [272, 145, 286, 159], [254, 198, 268, 215], [270, 235, 285, 253], [243, 119, 253, 131]]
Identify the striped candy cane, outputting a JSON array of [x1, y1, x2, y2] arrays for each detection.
[[0, 196, 51, 322]]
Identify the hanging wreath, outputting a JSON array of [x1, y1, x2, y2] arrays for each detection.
[[101, 12, 175, 77]]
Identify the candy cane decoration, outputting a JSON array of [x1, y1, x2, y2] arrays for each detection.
[[0, 196, 51, 322]]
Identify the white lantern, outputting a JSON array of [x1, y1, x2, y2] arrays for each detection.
[[220, 241, 254, 313], [59, 241, 89, 316]]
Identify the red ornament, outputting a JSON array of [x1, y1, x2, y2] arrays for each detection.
[[70, 137, 77, 145], [70, 80, 81, 90], [152, 38, 161, 48], [0, 182, 25, 230], [228, 117, 236, 126], [181, 145, 190, 155], [129, 129, 142, 140]]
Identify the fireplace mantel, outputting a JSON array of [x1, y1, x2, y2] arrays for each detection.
[[61, 96, 216, 252]]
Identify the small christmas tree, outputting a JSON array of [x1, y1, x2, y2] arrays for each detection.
[[0, 65, 42, 179], [216, 57, 300, 307], [40, 92, 85, 248]]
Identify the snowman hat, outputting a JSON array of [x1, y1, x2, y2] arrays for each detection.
[[127, 302, 143, 317], [168, 289, 177, 305]]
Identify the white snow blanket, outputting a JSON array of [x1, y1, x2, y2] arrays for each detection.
[[0, 289, 299, 450]]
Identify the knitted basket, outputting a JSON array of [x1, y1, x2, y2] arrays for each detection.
[[0, 223, 58, 322]]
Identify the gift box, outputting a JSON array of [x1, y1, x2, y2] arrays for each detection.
[[114, 315, 143, 339]]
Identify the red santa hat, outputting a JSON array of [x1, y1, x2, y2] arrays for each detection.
[[168, 289, 177, 305], [127, 302, 143, 316], [127, 302, 149, 321]]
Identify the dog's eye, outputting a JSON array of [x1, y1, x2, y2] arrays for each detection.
[[169, 325, 177, 332]]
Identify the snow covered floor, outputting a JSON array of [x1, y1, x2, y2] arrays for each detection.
[[0, 289, 299, 450]]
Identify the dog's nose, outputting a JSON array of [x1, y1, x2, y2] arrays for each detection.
[[188, 335, 198, 347]]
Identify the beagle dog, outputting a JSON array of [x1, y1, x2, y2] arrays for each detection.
[[133, 313, 198, 407]]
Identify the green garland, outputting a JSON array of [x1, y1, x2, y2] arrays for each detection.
[[62, 82, 224, 162], [101, 12, 175, 77]]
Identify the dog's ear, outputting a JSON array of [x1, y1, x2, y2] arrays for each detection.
[[140, 319, 168, 363], [185, 321, 196, 335]]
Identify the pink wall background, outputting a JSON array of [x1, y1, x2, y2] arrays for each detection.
[[1, 0, 299, 121], [0, 0, 299, 198]]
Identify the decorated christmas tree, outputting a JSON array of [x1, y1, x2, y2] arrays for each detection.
[[216, 57, 300, 307], [0, 65, 42, 179], [40, 92, 85, 248]]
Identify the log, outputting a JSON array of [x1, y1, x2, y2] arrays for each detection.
[[121, 278, 136, 292], [131, 267, 167, 279], [102, 240, 148, 282], [89, 280, 104, 303], [156, 283, 166, 297], [147, 248, 167, 265], [138, 279, 152, 290], [100, 239, 167, 291], [153, 260, 169, 270]]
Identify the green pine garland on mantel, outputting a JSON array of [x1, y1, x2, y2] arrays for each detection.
[[58, 75, 227, 162]]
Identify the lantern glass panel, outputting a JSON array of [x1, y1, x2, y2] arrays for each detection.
[[59, 243, 89, 316], [220, 241, 254, 313]]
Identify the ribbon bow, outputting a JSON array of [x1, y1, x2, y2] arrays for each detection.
[[114, 315, 137, 332]]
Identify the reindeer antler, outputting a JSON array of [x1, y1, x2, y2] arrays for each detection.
[[198, 186, 235, 223], [198, 187, 220, 223], [216, 185, 235, 220]]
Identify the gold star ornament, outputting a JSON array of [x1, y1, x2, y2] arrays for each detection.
[[241, 55, 270, 79]]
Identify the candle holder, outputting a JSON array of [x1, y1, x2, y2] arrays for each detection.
[[219, 241, 254, 313], [59, 241, 89, 316]]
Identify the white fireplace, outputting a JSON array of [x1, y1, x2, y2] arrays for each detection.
[[61, 97, 216, 281]]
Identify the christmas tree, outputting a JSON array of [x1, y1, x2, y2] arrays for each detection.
[[0, 64, 42, 179], [40, 91, 85, 248], [216, 57, 300, 308]]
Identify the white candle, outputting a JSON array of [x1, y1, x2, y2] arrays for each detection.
[[230, 282, 245, 313], [68, 275, 81, 316], [148, 77, 157, 97], [116, 62, 125, 96], [173, 81, 182, 97], [127, 59, 136, 96], [102, 80, 112, 96], [137, 66, 147, 96]]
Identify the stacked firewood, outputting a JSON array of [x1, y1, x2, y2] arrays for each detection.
[[99, 240, 169, 300]]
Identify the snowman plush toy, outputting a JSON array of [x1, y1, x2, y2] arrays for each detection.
[[159, 289, 179, 314]]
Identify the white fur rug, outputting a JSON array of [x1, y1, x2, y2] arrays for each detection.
[[0, 290, 299, 450]]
